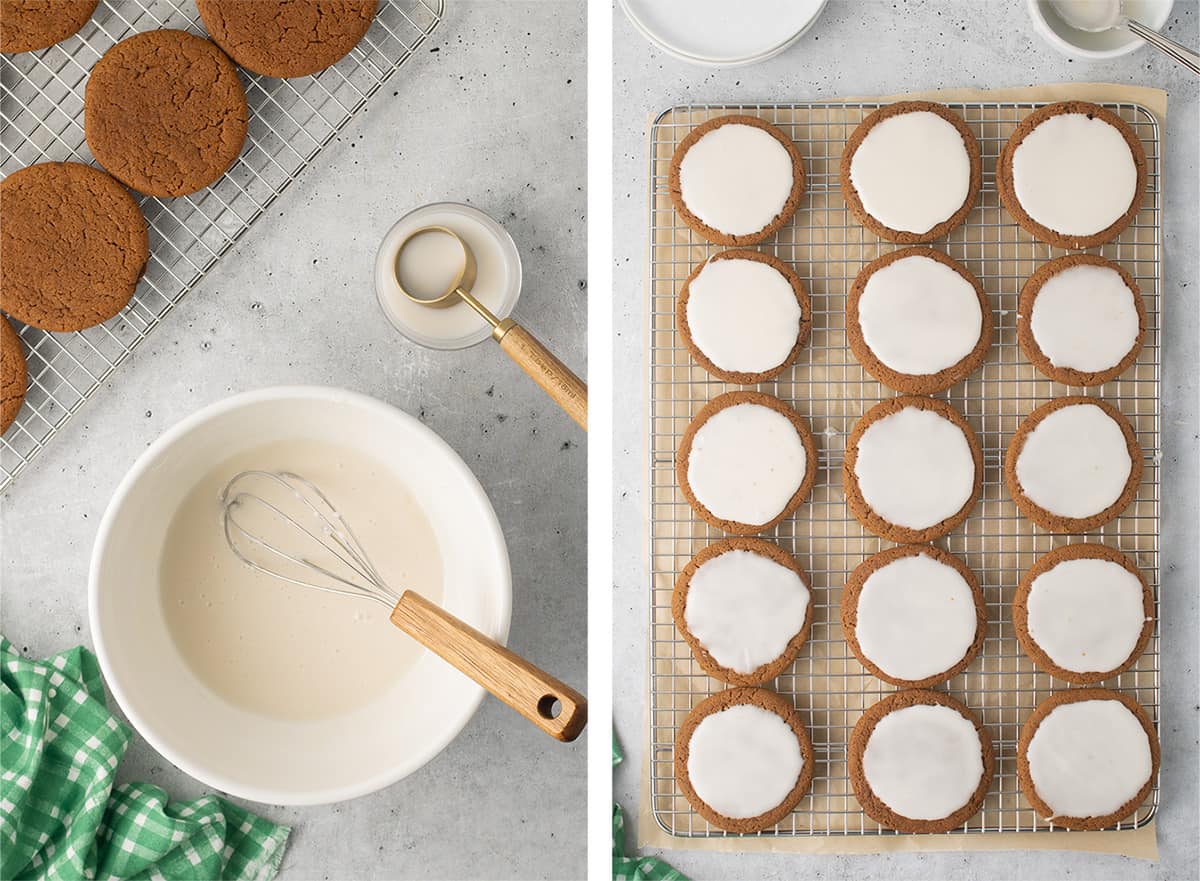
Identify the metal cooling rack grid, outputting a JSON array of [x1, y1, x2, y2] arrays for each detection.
[[647, 101, 1161, 838], [0, 0, 444, 492]]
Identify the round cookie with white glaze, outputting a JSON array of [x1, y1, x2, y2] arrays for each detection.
[[843, 396, 983, 544], [1005, 397, 1142, 533], [1017, 254, 1144, 387], [1018, 688, 1158, 830], [677, 249, 811, 384], [998, 101, 1146, 250], [673, 538, 813, 685], [847, 248, 992, 393], [675, 687, 814, 832], [1013, 544, 1153, 685], [668, 115, 805, 246], [842, 545, 986, 688], [677, 391, 818, 535], [840, 101, 981, 244], [849, 689, 994, 833]]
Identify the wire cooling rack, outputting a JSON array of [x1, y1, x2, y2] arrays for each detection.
[[646, 101, 1161, 838], [0, 0, 443, 491]]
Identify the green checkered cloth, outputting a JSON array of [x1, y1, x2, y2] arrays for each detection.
[[612, 732, 687, 881], [1, 637, 289, 881]]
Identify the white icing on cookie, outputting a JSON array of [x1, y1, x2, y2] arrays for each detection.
[[1011, 112, 1138, 237], [849, 110, 972, 234], [855, 552, 977, 681], [853, 406, 975, 530], [858, 254, 983, 376], [1030, 264, 1139, 374], [678, 123, 794, 237], [862, 704, 984, 821], [1015, 402, 1132, 519], [685, 549, 810, 675], [686, 402, 808, 527], [1027, 557, 1146, 673], [687, 703, 804, 819], [1026, 698, 1152, 818], [686, 257, 803, 374]]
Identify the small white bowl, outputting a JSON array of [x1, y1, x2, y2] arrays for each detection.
[[89, 386, 511, 806], [1028, 0, 1174, 59]]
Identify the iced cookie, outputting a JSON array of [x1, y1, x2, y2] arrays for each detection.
[[1, 317, 27, 434], [849, 689, 994, 833], [677, 391, 818, 535], [847, 247, 992, 393], [842, 396, 982, 543], [842, 545, 985, 688], [1018, 688, 1158, 830], [1017, 254, 1144, 387], [668, 115, 805, 246], [998, 101, 1146, 250], [840, 101, 980, 243], [675, 687, 814, 832], [1005, 397, 1142, 532], [673, 538, 812, 685], [0, 0, 97, 53], [677, 249, 811, 384], [1013, 543, 1153, 685]]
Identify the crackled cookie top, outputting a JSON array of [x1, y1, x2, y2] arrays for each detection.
[[0, 0, 98, 53]]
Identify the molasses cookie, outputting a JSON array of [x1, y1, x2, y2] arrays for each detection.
[[842, 545, 985, 688], [1017, 254, 1144, 387], [843, 396, 982, 544], [677, 249, 810, 384], [197, 0, 377, 78], [85, 29, 248, 197], [673, 538, 812, 685], [1018, 688, 1158, 830], [677, 390, 818, 535], [1014, 543, 1153, 685], [849, 689, 994, 833], [675, 687, 814, 833], [0, 162, 147, 331], [1, 318, 27, 434], [840, 101, 981, 243], [669, 115, 805, 246], [847, 247, 992, 393], [998, 101, 1146, 250], [1006, 397, 1142, 532], [0, 0, 97, 53]]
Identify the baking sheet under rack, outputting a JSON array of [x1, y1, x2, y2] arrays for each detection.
[[0, 0, 444, 492], [646, 101, 1161, 838]]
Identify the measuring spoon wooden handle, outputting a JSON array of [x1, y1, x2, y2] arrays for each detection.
[[389, 590, 587, 742], [494, 320, 587, 431]]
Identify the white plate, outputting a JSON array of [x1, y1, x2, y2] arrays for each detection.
[[89, 386, 511, 805], [1028, 0, 1174, 59]]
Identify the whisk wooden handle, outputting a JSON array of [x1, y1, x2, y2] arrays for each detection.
[[495, 322, 588, 431], [389, 591, 587, 742]]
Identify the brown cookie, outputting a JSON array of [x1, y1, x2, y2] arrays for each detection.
[[842, 395, 983, 543], [196, 0, 377, 79], [839, 101, 981, 244], [1017, 688, 1159, 830], [672, 538, 813, 686], [846, 247, 992, 393], [1, 317, 27, 433], [85, 29, 248, 197], [668, 115, 805, 246], [1005, 396, 1142, 533], [676, 249, 811, 384], [998, 101, 1146, 250], [676, 390, 818, 535], [841, 544, 986, 688], [1013, 543, 1154, 685], [1017, 254, 1145, 387], [0, 162, 147, 331], [0, 0, 97, 53], [674, 687, 814, 833], [848, 689, 994, 833]]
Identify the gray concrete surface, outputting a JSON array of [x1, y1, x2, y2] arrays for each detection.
[[1, 3, 586, 879], [612, 1, 1199, 878]]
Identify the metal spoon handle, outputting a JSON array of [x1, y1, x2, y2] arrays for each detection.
[[1126, 18, 1200, 76]]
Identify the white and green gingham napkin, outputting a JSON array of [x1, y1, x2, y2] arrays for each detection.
[[612, 732, 687, 881], [1, 636, 289, 881]]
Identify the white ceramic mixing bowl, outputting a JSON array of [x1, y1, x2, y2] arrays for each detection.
[[89, 386, 511, 805]]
